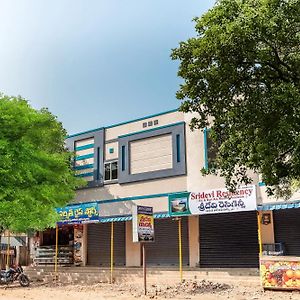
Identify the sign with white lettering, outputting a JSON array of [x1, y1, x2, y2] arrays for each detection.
[[56, 202, 100, 225], [169, 186, 256, 216], [189, 185, 256, 215]]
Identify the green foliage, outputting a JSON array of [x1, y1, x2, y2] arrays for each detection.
[[172, 0, 300, 197], [0, 94, 84, 232]]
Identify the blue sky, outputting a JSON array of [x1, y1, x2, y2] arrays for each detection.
[[0, 0, 215, 135]]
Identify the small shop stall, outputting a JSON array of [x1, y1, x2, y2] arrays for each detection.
[[258, 201, 300, 290], [34, 202, 100, 267]]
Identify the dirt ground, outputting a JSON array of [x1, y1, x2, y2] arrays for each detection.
[[0, 280, 300, 300]]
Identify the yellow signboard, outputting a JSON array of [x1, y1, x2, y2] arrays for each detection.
[[132, 205, 154, 243]]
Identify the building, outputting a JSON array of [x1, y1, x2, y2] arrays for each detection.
[[32, 109, 300, 269]]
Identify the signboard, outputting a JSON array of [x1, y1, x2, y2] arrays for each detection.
[[56, 202, 100, 224], [169, 185, 256, 216], [261, 258, 300, 290], [132, 205, 154, 243], [168, 192, 191, 217]]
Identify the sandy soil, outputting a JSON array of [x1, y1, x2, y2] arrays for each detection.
[[0, 280, 300, 300]]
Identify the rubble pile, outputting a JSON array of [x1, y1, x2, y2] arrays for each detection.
[[146, 280, 232, 298]]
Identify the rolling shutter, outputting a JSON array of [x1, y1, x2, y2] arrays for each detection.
[[200, 211, 259, 268], [274, 208, 300, 256], [146, 218, 189, 266], [87, 222, 125, 266]]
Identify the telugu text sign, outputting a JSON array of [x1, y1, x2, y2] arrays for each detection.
[[56, 202, 100, 224], [132, 205, 155, 243], [188, 185, 256, 215]]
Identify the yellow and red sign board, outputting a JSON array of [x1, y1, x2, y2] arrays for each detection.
[[261, 258, 300, 290], [132, 205, 154, 243]]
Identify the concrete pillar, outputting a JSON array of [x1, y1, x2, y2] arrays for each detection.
[[259, 211, 275, 244], [125, 221, 141, 266], [16, 246, 20, 265], [82, 224, 88, 266], [188, 216, 199, 267]]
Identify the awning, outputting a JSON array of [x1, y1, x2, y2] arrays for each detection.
[[100, 216, 132, 223], [257, 200, 300, 211], [0, 236, 25, 247], [99, 212, 171, 223]]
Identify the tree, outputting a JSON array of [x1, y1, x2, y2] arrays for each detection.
[[0, 94, 83, 232], [171, 0, 300, 197]]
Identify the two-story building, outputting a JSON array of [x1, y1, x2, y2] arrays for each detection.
[[32, 108, 300, 269]]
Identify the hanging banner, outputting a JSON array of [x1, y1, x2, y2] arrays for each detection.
[[132, 205, 154, 243], [169, 185, 256, 216], [56, 202, 100, 224]]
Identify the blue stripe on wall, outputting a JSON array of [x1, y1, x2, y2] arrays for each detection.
[[67, 191, 188, 206], [75, 172, 94, 178], [75, 153, 94, 161], [74, 163, 94, 170], [75, 143, 94, 151], [105, 108, 178, 129], [67, 108, 178, 138], [118, 122, 185, 139]]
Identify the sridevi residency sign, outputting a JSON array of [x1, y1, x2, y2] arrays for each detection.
[[169, 185, 256, 216]]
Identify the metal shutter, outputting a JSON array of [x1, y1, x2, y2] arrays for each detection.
[[146, 218, 189, 266], [274, 208, 300, 256], [87, 222, 125, 266], [200, 211, 259, 268]]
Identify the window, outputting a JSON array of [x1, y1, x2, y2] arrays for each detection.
[[104, 161, 118, 181]]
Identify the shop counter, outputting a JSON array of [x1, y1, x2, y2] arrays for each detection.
[[260, 255, 300, 290]]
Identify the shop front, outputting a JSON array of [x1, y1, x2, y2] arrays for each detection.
[[169, 185, 258, 268], [34, 202, 99, 266], [146, 217, 189, 266], [199, 211, 258, 268], [87, 222, 126, 266], [258, 201, 300, 290], [35, 225, 74, 265]]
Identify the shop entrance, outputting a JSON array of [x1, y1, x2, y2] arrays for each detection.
[[199, 211, 259, 268], [34, 225, 74, 265], [146, 218, 189, 266], [42, 225, 74, 246], [87, 222, 126, 266]]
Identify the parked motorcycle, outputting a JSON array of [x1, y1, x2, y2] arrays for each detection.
[[0, 265, 30, 287]]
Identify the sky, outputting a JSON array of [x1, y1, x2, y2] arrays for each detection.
[[0, 0, 215, 135]]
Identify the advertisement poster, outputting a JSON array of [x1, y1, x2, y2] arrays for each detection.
[[168, 192, 191, 216], [57, 202, 100, 224], [132, 205, 154, 243], [169, 185, 256, 216], [73, 224, 83, 266], [261, 259, 300, 289]]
